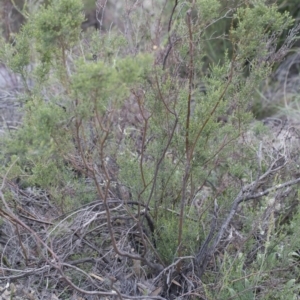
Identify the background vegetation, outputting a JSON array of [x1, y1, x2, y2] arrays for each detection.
[[0, 1, 300, 299]]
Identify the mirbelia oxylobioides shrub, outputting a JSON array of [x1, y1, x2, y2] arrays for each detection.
[[0, 0, 300, 299]]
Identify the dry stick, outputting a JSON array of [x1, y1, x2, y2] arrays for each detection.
[[10, 0, 28, 19], [61, 262, 110, 291], [0, 158, 30, 265], [18, 213, 54, 225], [0, 266, 50, 280], [58, 270, 123, 299], [15, 224, 29, 265], [153, 256, 194, 283], [1, 177, 127, 298], [0, 198, 57, 263], [244, 176, 300, 201], [96, 0, 108, 30], [61, 266, 166, 299]]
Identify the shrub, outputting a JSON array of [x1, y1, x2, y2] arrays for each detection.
[[1, 0, 300, 299]]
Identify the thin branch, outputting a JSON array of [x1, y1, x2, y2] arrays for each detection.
[[162, 0, 178, 70], [185, 8, 194, 159], [153, 256, 194, 283], [189, 55, 236, 159], [244, 176, 300, 201], [0, 266, 50, 280]]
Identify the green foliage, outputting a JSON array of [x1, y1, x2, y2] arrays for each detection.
[[195, 0, 221, 23], [32, 0, 84, 50], [1, 27, 30, 74], [231, 3, 293, 62], [71, 54, 152, 118], [155, 210, 202, 264]]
